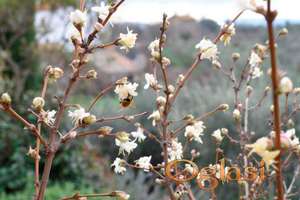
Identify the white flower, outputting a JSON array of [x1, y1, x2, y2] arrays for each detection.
[[148, 110, 161, 126], [70, 10, 87, 26], [251, 67, 263, 79], [135, 156, 152, 172], [220, 23, 236, 46], [237, 0, 264, 11], [184, 121, 206, 143], [280, 77, 293, 94], [131, 127, 146, 142], [249, 51, 262, 68], [212, 129, 224, 142], [114, 82, 139, 100], [119, 27, 138, 51], [148, 39, 160, 52], [92, 2, 110, 20], [156, 96, 166, 105], [68, 108, 90, 126], [195, 38, 219, 61], [144, 73, 157, 89], [282, 129, 299, 147], [115, 139, 137, 155], [45, 110, 56, 125], [115, 82, 139, 99], [111, 157, 126, 174], [168, 139, 183, 161]]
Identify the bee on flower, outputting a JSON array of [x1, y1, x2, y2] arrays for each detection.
[[68, 107, 96, 126], [114, 77, 138, 108]]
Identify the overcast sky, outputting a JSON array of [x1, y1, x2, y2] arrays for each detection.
[[111, 0, 300, 24]]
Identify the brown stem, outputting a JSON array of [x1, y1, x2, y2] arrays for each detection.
[[265, 1, 283, 199], [34, 71, 49, 197]]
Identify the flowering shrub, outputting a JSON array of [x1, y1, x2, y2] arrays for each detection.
[[1, 0, 300, 200]]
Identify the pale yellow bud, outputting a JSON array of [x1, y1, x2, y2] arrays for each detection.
[[86, 70, 98, 79], [280, 77, 293, 94], [168, 84, 175, 93], [278, 28, 288, 37], [114, 191, 130, 200], [0, 93, 12, 105], [162, 57, 171, 66], [32, 97, 45, 110], [48, 66, 64, 80], [293, 88, 300, 95], [232, 52, 240, 61], [233, 109, 241, 121], [98, 126, 113, 136], [116, 131, 130, 142], [219, 104, 229, 111]]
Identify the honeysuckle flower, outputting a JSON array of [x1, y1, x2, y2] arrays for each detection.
[[44, 110, 56, 125], [280, 77, 293, 94], [246, 137, 272, 156], [135, 156, 152, 172], [168, 85, 175, 93], [111, 157, 127, 174], [115, 138, 137, 155], [220, 23, 236, 46], [249, 51, 262, 68], [259, 150, 280, 170], [184, 121, 206, 143], [131, 127, 146, 142], [148, 110, 161, 126], [246, 137, 279, 169], [144, 73, 157, 89], [219, 104, 229, 111], [237, 0, 264, 11], [280, 129, 299, 148], [70, 9, 87, 27], [68, 107, 93, 126], [195, 38, 219, 61], [168, 139, 183, 161], [212, 129, 224, 142], [114, 78, 139, 100], [32, 97, 45, 110], [232, 52, 240, 61], [162, 57, 171, 66], [118, 27, 138, 51], [114, 191, 130, 200], [0, 93, 11, 105], [177, 74, 185, 84], [92, 2, 110, 20], [116, 131, 130, 143], [48, 66, 64, 81], [250, 66, 263, 79], [255, 43, 268, 59], [148, 39, 160, 52]]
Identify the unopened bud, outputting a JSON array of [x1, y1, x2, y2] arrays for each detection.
[[218, 104, 229, 111], [86, 69, 98, 79], [0, 93, 11, 105], [32, 97, 45, 110], [278, 28, 288, 37], [232, 53, 240, 61], [233, 109, 241, 121], [98, 126, 113, 136], [116, 131, 130, 142]]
